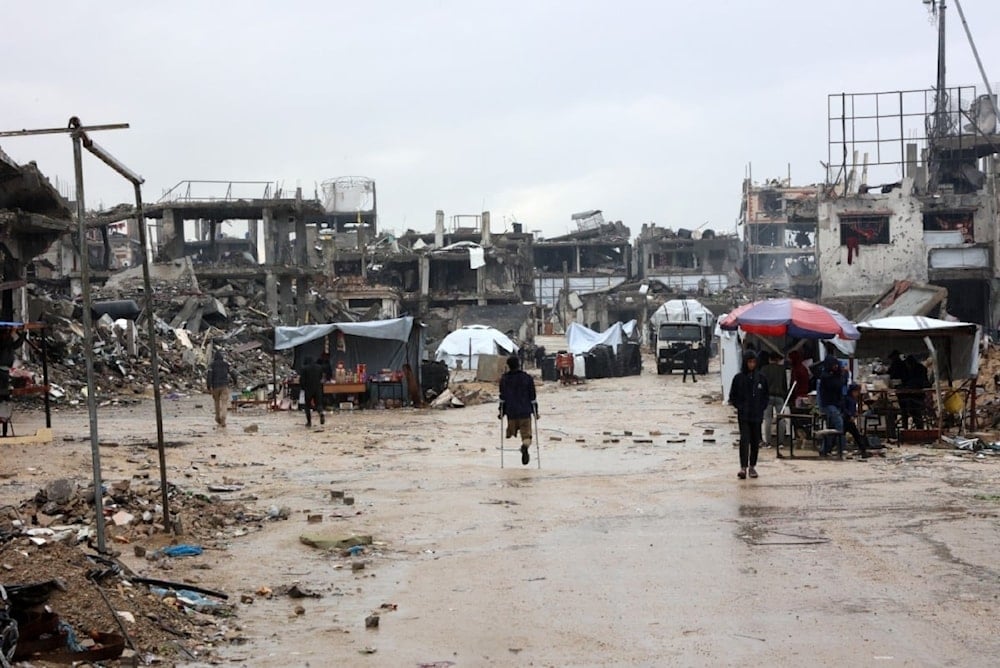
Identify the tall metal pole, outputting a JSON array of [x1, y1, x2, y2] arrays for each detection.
[[935, 0, 948, 133], [133, 184, 171, 527], [953, 0, 999, 121], [72, 131, 108, 554]]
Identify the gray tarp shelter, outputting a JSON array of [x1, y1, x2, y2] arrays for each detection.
[[848, 316, 982, 433], [274, 317, 424, 380], [848, 316, 981, 381]]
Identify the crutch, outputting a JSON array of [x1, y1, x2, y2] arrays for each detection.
[[499, 415, 506, 469], [533, 413, 541, 469]]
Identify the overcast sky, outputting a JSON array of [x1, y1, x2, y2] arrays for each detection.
[[4, 0, 1000, 239]]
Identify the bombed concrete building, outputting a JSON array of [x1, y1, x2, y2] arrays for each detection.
[[534, 211, 632, 329], [817, 85, 1000, 327], [634, 223, 742, 295], [0, 148, 74, 321], [739, 179, 820, 298]]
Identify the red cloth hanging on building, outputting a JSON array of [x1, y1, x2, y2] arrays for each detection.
[[846, 236, 860, 265]]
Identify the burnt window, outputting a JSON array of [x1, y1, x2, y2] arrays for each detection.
[[839, 215, 890, 245]]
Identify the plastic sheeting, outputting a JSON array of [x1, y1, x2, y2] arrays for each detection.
[[650, 299, 715, 329], [274, 317, 423, 381], [849, 316, 981, 381], [435, 325, 518, 370], [566, 320, 637, 354], [275, 317, 414, 350]]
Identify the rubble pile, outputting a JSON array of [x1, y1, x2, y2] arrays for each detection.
[[0, 475, 276, 663], [973, 342, 1000, 430], [19, 261, 343, 402]]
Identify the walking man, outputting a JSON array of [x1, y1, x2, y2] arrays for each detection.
[[499, 355, 538, 465], [678, 343, 698, 383], [729, 350, 769, 479], [207, 349, 235, 428], [300, 356, 326, 428]]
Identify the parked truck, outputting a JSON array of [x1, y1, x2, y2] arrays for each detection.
[[652, 299, 715, 375]]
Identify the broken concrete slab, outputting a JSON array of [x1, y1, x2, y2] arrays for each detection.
[[299, 534, 373, 550]]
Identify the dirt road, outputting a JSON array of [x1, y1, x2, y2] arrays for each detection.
[[2, 355, 999, 666]]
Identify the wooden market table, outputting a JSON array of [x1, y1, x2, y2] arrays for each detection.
[[323, 382, 368, 408]]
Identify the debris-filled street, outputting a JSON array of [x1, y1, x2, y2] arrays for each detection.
[[2, 346, 999, 665]]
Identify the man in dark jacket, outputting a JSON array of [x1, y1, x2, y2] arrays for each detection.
[[729, 350, 769, 479], [818, 357, 846, 457], [499, 355, 538, 465], [300, 356, 325, 428], [207, 349, 235, 428]]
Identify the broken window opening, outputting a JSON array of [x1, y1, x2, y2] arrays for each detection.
[[922, 211, 974, 243], [839, 215, 890, 246], [748, 225, 781, 247]]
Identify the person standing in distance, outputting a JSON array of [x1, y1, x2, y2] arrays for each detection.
[[300, 357, 326, 428], [207, 349, 236, 428], [499, 355, 538, 465], [729, 350, 769, 479]]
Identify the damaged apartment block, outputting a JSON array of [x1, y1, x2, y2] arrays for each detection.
[[818, 85, 1000, 327], [0, 148, 74, 322], [635, 222, 742, 295], [534, 211, 632, 330], [739, 179, 820, 298]]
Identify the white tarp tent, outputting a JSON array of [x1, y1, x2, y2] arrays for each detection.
[[565, 320, 636, 354], [436, 325, 517, 370]]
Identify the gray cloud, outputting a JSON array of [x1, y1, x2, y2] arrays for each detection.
[[3, 0, 999, 237]]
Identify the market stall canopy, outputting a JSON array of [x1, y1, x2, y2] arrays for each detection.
[[850, 316, 981, 380], [274, 317, 423, 379], [719, 298, 859, 340], [566, 320, 636, 354], [274, 317, 415, 350], [435, 325, 517, 370]]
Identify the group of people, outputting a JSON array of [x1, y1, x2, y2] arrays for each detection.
[[887, 351, 932, 429], [728, 347, 875, 480]]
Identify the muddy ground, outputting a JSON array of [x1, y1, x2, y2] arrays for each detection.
[[2, 344, 999, 667]]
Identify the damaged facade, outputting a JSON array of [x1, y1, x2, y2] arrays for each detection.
[[739, 180, 820, 298], [817, 85, 1000, 327], [635, 223, 742, 294], [0, 148, 73, 322]]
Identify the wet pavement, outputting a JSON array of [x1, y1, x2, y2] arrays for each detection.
[[2, 355, 999, 665]]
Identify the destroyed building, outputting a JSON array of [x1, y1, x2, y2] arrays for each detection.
[[634, 223, 742, 295], [739, 179, 820, 298], [0, 148, 74, 321], [534, 211, 633, 330], [818, 85, 1000, 326]]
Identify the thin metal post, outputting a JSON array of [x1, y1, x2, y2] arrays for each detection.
[[40, 330, 50, 428], [72, 131, 107, 554], [133, 184, 170, 528]]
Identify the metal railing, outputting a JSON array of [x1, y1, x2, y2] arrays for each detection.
[[157, 179, 277, 203], [827, 84, 983, 185]]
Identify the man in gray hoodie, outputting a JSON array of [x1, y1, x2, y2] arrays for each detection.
[[207, 350, 235, 428]]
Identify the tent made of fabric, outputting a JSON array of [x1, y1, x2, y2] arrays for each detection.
[[566, 320, 636, 354], [850, 316, 981, 381], [274, 316, 424, 378], [435, 325, 517, 370]]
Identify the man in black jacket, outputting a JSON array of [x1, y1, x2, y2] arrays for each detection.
[[300, 357, 325, 428], [499, 355, 538, 465], [729, 350, 769, 479]]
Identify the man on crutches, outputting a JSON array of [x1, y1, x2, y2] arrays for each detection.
[[499, 355, 538, 466]]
